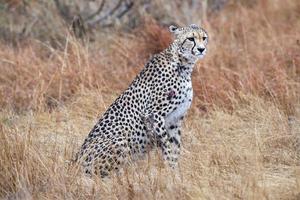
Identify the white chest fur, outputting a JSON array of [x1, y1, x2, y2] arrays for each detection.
[[165, 80, 193, 125]]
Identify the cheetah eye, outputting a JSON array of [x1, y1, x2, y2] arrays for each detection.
[[203, 36, 207, 41], [187, 37, 195, 42]]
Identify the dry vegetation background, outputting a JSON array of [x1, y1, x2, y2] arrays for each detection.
[[0, 0, 299, 199]]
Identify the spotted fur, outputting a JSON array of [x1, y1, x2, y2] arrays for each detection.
[[76, 24, 209, 177]]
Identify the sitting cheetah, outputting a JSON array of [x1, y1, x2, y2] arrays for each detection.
[[76, 24, 209, 177]]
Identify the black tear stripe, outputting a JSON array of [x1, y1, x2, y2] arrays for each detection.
[[191, 33, 196, 53], [181, 38, 196, 54], [191, 41, 196, 54]]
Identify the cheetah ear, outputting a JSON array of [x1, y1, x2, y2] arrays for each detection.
[[169, 25, 179, 34], [189, 24, 200, 29]]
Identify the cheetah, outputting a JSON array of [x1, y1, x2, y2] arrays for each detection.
[[76, 24, 209, 177]]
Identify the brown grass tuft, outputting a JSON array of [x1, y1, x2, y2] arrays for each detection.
[[193, 0, 300, 114]]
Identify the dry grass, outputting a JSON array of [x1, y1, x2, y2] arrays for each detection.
[[0, 0, 300, 199], [0, 94, 299, 199]]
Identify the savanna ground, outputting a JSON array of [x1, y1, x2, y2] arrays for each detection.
[[0, 0, 300, 199]]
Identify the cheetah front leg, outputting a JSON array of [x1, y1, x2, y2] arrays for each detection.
[[143, 113, 180, 168], [165, 119, 182, 168]]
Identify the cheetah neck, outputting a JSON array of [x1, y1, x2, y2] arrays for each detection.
[[165, 43, 197, 77]]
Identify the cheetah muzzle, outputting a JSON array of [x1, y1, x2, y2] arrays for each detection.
[[75, 24, 209, 177]]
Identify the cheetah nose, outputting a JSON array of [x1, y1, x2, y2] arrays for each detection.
[[197, 48, 205, 53]]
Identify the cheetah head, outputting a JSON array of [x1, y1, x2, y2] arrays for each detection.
[[169, 24, 208, 60]]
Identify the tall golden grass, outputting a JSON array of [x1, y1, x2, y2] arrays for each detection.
[[0, 0, 299, 199]]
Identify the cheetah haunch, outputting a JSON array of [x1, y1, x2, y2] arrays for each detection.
[[76, 24, 209, 177]]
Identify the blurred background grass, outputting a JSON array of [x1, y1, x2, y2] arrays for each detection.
[[0, 0, 299, 199]]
